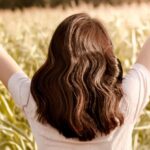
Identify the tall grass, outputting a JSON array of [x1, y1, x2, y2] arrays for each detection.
[[0, 3, 150, 150]]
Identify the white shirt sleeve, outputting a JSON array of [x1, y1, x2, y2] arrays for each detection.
[[7, 70, 31, 109], [122, 63, 150, 124]]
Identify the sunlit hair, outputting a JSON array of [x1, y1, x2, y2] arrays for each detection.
[[30, 13, 124, 141]]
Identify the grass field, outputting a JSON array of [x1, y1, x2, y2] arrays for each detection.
[[0, 3, 150, 150]]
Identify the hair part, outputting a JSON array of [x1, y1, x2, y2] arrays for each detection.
[[30, 12, 124, 141]]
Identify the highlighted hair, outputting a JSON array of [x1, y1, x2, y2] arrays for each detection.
[[31, 13, 124, 141]]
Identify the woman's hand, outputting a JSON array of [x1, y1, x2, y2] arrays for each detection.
[[0, 45, 22, 89]]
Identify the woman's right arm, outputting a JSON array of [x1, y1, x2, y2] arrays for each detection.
[[121, 37, 150, 124], [136, 37, 150, 71]]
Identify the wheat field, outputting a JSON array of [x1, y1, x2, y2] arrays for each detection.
[[0, 3, 150, 150]]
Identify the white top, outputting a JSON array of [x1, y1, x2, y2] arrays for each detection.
[[7, 63, 150, 150]]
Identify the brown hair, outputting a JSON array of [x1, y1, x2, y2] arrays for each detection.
[[30, 13, 124, 141]]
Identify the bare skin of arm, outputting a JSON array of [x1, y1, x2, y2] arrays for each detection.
[[0, 46, 22, 89], [136, 37, 150, 72]]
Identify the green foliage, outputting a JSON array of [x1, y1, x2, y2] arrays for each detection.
[[0, 4, 150, 150]]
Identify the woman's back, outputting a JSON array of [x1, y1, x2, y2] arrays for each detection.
[[7, 63, 150, 150]]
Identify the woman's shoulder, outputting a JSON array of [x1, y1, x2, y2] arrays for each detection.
[[121, 63, 150, 124]]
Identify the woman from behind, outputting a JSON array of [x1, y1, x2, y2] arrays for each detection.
[[1, 13, 150, 150]]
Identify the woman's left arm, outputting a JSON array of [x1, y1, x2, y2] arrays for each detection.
[[0, 46, 22, 89]]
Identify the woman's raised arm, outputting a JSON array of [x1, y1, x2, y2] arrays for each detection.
[[0, 46, 22, 89], [137, 37, 150, 71]]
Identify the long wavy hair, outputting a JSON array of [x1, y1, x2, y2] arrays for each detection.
[[30, 13, 124, 141]]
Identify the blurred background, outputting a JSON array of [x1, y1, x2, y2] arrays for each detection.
[[0, 0, 150, 150]]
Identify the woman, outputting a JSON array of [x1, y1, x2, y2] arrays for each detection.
[[0, 13, 150, 150]]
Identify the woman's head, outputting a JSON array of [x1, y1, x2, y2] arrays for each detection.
[[30, 13, 124, 141]]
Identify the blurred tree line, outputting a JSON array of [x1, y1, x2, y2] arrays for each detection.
[[0, 0, 150, 9]]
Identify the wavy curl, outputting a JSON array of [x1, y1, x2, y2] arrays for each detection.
[[30, 13, 124, 141]]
